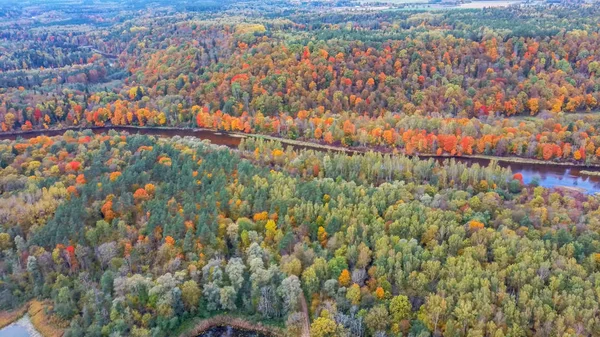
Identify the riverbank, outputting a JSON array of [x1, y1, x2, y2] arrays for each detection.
[[177, 314, 285, 337], [581, 170, 600, 177], [248, 132, 600, 169], [27, 301, 65, 337], [2, 125, 600, 193], [3, 125, 600, 171], [0, 304, 28, 330], [0, 301, 65, 337], [0, 314, 43, 337]]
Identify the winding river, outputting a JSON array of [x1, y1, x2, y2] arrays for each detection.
[[2, 126, 600, 194]]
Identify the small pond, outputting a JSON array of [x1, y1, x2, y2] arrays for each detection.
[[0, 315, 41, 337], [197, 325, 270, 337]]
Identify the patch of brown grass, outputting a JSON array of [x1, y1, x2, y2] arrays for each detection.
[[0, 304, 28, 329], [28, 300, 67, 337]]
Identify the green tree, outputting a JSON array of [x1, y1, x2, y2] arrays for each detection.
[[311, 310, 338, 337], [365, 305, 390, 334], [390, 294, 412, 322], [181, 280, 201, 312]]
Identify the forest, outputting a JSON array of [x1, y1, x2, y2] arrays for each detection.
[[1, 1, 600, 337], [2, 3, 600, 163], [0, 131, 599, 337]]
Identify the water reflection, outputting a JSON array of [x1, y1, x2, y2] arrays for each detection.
[[0, 325, 30, 337], [515, 166, 600, 193], [440, 156, 600, 194]]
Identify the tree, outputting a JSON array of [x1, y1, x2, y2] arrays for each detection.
[[134, 188, 150, 201], [286, 312, 305, 337], [528, 98, 540, 115], [26, 256, 43, 296], [4, 112, 15, 131], [101, 270, 115, 294], [453, 299, 476, 334], [365, 305, 390, 334], [226, 258, 245, 291], [311, 311, 338, 337], [317, 226, 328, 247], [346, 283, 361, 306], [0, 233, 11, 250], [390, 295, 412, 332], [265, 219, 277, 244], [220, 286, 237, 310], [512, 173, 523, 184], [21, 120, 32, 131], [278, 275, 302, 313], [302, 267, 319, 295], [418, 294, 447, 335], [338, 269, 351, 287], [97, 241, 118, 269], [181, 280, 200, 312], [375, 286, 385, 300], [55, 287, 76, 319]]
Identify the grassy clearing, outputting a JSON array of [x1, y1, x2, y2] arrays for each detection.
[[28, 300, 67, 337]]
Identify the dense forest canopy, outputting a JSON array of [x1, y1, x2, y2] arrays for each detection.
[[2, 2, 600, 164], [0, 131, 599, 337], [1, 1, 600, 337]]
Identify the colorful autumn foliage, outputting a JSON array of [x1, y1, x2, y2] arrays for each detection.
[[133, 188, 149, 201], [0, 131, 599, 337], [1, 2, 600, 337], [2, 5, 600, 166], [109, 172, 122, 182], [67, 161, 81, 171]]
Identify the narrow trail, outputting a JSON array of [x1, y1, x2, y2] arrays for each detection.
[[299, 294, 310, 337]]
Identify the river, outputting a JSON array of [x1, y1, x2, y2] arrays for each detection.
[[455, 1, 522, 9], [2, 126, 600, 194], [398, 0, 523, 10]]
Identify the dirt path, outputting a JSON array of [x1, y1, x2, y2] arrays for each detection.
[[299, 294, 310, 337]]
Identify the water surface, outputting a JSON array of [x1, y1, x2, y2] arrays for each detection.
[[456, 1, 521, 9], [0, 325, 30, 337], [197, 325, 269, 337], [0, 315, 40, 337]]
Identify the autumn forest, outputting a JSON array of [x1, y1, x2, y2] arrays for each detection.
[[0, 1, 600, 337]]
